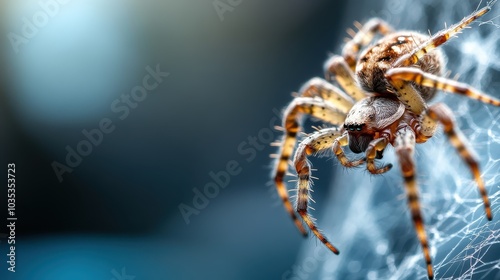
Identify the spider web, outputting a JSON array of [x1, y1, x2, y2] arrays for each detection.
[[292, 1, 500, 279]]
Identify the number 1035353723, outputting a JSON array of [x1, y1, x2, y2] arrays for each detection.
[[7, 163, 15, 216]]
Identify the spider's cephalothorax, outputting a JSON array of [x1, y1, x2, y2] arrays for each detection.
[[272, 3, 500, 280], [344, 96, 404, 154]]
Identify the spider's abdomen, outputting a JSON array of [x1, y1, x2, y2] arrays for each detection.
[[356, 31, 444, 101]]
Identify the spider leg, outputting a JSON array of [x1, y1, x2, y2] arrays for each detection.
[[342, 18, 394, 69], [385, 70, 427, 114], [274, 97, 346, 236], [394, 126, 434, 280], [419, 103, 493, 220], [332, 133, 365, 168], [386, 67, 500, 106], [365, 137, 393, 174], [324, 55, 367, 102], [293, 127, 344, 254], [299, 77, 355, 114], [394, 3, 492, 67]]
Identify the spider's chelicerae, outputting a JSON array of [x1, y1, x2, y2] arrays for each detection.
[[272, 3, 500, 280]]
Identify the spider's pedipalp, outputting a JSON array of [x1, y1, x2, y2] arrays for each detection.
[[394, 4, 492, 67], [365, 137, 392, 174], [387, 67, 500, 106], [394, 126, 434, 280], [332, 134, 366, 168], [423, 103, 493, 220]]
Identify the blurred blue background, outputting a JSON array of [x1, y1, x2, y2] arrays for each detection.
[[1, 1, 349, 279], [1, 0, 500, 280]]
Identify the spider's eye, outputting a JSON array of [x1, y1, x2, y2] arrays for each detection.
[[356, 126, 362, 131], [349, 125, 354, 131]]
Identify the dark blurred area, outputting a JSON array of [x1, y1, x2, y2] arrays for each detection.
[[1, 1, 355, 279]]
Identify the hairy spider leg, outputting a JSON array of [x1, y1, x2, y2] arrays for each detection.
[[293, 128, 344, 254], [273, 97, 346, 236], [413, 113, 438, 143], [342, 18, 394, 69], [394, 126, 434, 280], [385, 72, 428, 114], [424, 103, 493, 220], [393, 3, 493, 67], [299, 77, 355, 114], [324, 55, 367, 101], [386, 67, 500, 106]]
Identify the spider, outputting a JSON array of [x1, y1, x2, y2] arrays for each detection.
[[272, 3, 499, 280]]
